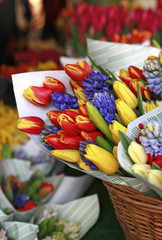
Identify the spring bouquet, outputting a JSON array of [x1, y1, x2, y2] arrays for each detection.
[[12, 44, 162, 199]]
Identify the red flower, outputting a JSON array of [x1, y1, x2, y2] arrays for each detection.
[[17, 116, 45, 134], [148, 154, 162, 168]]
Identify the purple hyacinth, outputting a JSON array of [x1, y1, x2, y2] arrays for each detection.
[[40, 125, 61, 151], [79, 141, 98, 171], [91, 91, 117, 125], [143, 76, 162, 95], [51, 92, 78, 111], [13, 193, 30, 209], [82, 70, 111, 100]]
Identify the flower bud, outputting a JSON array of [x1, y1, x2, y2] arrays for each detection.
[[113, 81, 138, 109], [45, 134, 67, 149], [119, 69, 132, 86], [63, 109, 79, 120], [84, 144, 119, 174], [57, 113, 80, 136], [131, 163, 151, 177], [51, 149, 81, 162], [145, 169, 162, 188], [109, 120, 127, 143], [38, 183, 54, 198], [128, 141, 147, 164], [43, 77, 66, 93], [75, 115, 96, 132], [76, 60, 92, 78], [60, 135, 82, 149], [115, 99, 137, 126], [64, 64, 87, 81], [46, 110, 60, 127], [17, 116, 45, 134], [23, 86, 52, 106], [128, 66, 145, 80], [81, 130, 103, 142]]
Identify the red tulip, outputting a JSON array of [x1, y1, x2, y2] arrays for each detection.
[[80, 130, 103, 142], [45, 134, 67, 149], [128, 66, 145, 80], [75, 115, 96, 132], [23, 86, 52, 106], [17, 116, 45, 134], [119, 69, 132, 86], [70, 79, 84, 92], [76, 60, 92, 78], [143, 86, 151, 100], [79, 104, 88, 116], [23, 201, 37, 211], [60, 135, 82, 149], [58, 113, 80, 136], [43, 77, 66, 93], [64, 109, 79, 120], [64, 64, 87, 81], [46, 110, 60, 127], [38, 183, 54, 198]]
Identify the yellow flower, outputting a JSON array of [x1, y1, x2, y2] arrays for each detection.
[[109, 120, 127, 144], [128, 141, 147, 164], [113, 146, 118, 160], [115, 99, 137, 126], [113, 81, 138, 109], [77, 157, 93, 171], [51, 149, 81, 162], [84, 144, 119, 174], [145, 169, 162, 188], [131, 163, 151, 177]]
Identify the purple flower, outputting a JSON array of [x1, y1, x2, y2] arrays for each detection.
[[13, 193, 30, 209], [146, 77, 162, 95], [91, 92, 117, 125], [79, 141, 98, 171], [40, 125, 61, 151], [82, 70, 111, 100], [51, 92, 78, 111]]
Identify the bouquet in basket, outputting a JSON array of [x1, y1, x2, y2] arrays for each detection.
[[12, 44, 162, 199]]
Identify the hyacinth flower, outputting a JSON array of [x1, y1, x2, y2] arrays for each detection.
[[91, 91, 117, 125], [23, 86, 52, 106], [40, 125, 61, 150], [51, 92, 78, 111], [43, 76, 66, 93], [17, 116, 45, 134], [82, 70, 111, 100], [79, 141, 98, 171]]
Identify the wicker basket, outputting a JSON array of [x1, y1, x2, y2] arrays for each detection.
[[103, 181, 162, 240]]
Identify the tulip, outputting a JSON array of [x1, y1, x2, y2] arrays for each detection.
[[84, 144, 119, 174], [115, 99, 137, 126], [113, 81, 138, 109], [143, 86, 151, 100], [77, 157, 93, 171], [79, 104, 88, 116], [23, 86, 52, 106], [145, 169, 162, 188], [17, 116, 45, 134], [38, 183, 54, 198], [76, 60, 92, 77], [129, 79, 144, 97], [128, 141, 147, 164], [109, 120, 127, 144], [131, 163, 151, 177], [45, 134, 67, 149], [75, 115, 96, 132], [51, 149, 81, 162], [113, 146, 118, 160], [145, 101, 156, 113], [43, 77, 66, 93], [70, 79, 84, 92], [74, 89, 88, 106], [46, 110, 60, 127], [81, 130, 103, 142], [119, 69, 132, 86], [64, 64, 87, 81], [63, 109, 79, 120], [60, 135, 82, 149], [57, 113, 80, 136], [128, 66, 145, 80]]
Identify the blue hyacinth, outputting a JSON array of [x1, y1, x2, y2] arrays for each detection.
[[13, 193, 30, 209], [51, 92, 79, 111], [82, 70, 111, 100], [142, 75, 162, 95], [91, 92, 117, 125], [79, 141, 98, 171], [40, 125, 61, 151]]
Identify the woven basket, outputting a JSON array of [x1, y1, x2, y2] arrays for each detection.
[[103, 181, 162, 240]]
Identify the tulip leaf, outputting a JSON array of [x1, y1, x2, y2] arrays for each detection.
[[137, 83, 144, 116], [106, 79, 113, 85], [152, 162, 162, 170], [96, 136, 113, 153], [115, 113, 124, 126], [138, 78, 147, 86], [105, 69, 118, 81], [152, 39, 162, 49], [119, 131, 132, 152]]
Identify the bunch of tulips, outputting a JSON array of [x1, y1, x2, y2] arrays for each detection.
[[17, 51, 162, 181]]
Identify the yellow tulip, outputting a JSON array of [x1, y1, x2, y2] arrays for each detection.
[[115, 99, 137, 126], [145, 169, 162, 188], [84, 144, 119, 174], [51, 149, 81, 162], [128, 141, 147, 164], [113, 146, 118, 160], [131, 163, 151, 177], [113, 81, 138, 109], [109, 120, 127, 144], [77, 157, 93, 171]]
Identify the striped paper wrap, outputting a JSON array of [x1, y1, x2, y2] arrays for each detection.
[[12, 70, 160, 199], [0, 222, 38, 240], [87, 38, 160, 72], [118, 106, 162, 198], [31, 194, 99, 239], [0, 209, 14, 222], [0, 159, 64, 222]]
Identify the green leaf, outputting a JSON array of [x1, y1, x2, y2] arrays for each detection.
[[115, 113, 124, 126], [106, 79, 113, 85], [2, 142, 12, 160], [119, 131, 132, 152], [105, 69, 118, 81], [137, 83, 144, 116], [6, 179, 14, 202], [152, 162, 162, 170], [138, 78, 147, 86], [152, 39, 162, 50]]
